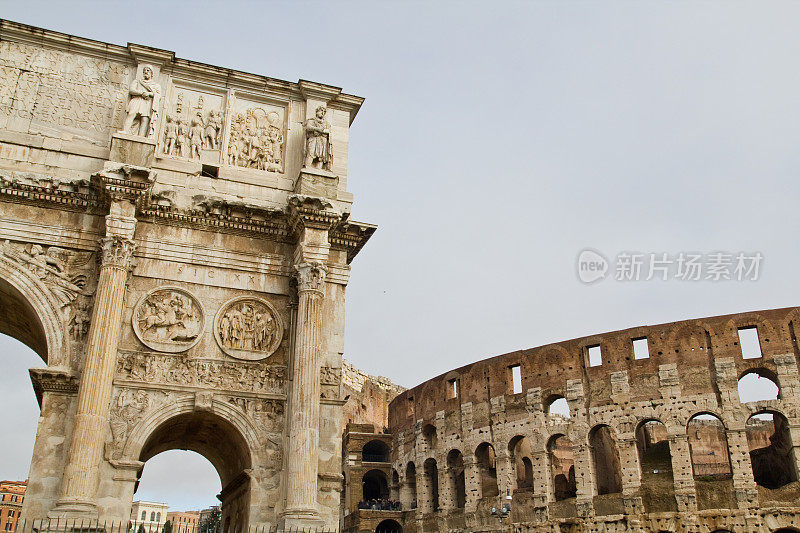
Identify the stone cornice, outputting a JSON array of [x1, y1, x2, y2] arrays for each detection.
[[330, 220, 377, 264], [29, 368, 79, 407], [0, 174, 374, 260]]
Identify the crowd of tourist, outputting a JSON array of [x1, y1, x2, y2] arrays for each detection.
[[357, 499, 402, 511]]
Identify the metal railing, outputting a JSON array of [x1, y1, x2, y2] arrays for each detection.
[[10, 520, 337, 533]]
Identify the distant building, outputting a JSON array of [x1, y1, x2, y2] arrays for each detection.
[[166, 511, 200, 533], [0, 480, 26, 532], [130, 501, 169, 532]]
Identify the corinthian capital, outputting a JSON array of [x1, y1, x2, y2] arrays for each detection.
[[294, 262, 328, 294], [100, 236, 136, 270]]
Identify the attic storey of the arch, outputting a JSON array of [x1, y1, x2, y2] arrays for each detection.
[[0, 20, 374, 531], [387, 307, 800, 532]]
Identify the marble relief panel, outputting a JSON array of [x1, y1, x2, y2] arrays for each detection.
[[159, 84, 226, 163], [226, 95, 286, 173]]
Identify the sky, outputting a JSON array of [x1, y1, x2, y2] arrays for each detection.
[[1, 0, 800, 513]]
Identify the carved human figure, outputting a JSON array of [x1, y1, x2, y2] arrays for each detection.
[[69, 300, 91, 339], [204, 110, 219, 149], [304, 105, 333, 169], [163, 115, 178, 155], [189, 117, 204, 159], [267, 124, 283, 168], [109, 389, 149, 456], [176, 118, 189, 157], [122, 65, 161, 137]]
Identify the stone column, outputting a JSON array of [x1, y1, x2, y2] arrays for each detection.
[[495, 450, 513, 500], [726, 427, 759, 509], [438, 464, 454, 511], [51, 208, 137, 517], [463, 455, 482, 511], [668, 433, 697, 512], [283, 261, 328, 524]]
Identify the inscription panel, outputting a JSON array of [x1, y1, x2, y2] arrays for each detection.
[[0, 41, 129, 144]]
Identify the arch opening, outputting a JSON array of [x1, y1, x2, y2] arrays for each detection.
[[137, 410, 252, 532], [546, 396, 571, 419], [375, 519, 402, 533], [475, 442, 499, 498], [547, 434, 576, 501], [362, 469, 390, 501], [589, 425, 622, 495], [362, 439, 391, 463], [404, 462, 417, 510], [508, 435, 533, 490], [635, 419, 675, 512], [687, 414, 732, 478], [446, 449, 466, 509], [0, 277, 49, 363], [738, 370, 780, 403], [421, 424, 437, 451], [746, 411, 798, 489], [423, 458, 439, 512]]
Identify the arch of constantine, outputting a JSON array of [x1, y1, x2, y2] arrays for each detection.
[[0, 19, 373, 531], [3, 19, 800, 533]]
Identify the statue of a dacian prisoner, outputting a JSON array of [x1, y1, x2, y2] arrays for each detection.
[[122, 65, 162, 137], [304, 105, 333, 170]]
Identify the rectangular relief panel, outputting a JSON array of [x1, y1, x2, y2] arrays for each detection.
[[226, 93, 287, 174], [158, 82, 227, 164]]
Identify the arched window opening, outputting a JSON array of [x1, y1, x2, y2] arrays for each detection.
[[547, 434, 576, 501], [423, 458, 439, 512], [547, 396, 571, 419], [746, 411, 797, 489], [508, 436, 534, 490], [375, 519, 403, 533], [475, 442, 499, 498], [738, 370, 780, 403], [421, 424, 437, 451], [404, 462, 417, 509], [687, 414, 732, 478], [362, 469, 390, 501], [446, 449, 466, 509], [589, 425, 622, 495], [362, 439, 391, 463]]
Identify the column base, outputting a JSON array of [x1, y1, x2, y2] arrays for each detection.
[[280, 508, 325, 530], [47, 497, 99, 520]]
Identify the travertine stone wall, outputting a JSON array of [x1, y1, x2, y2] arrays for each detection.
[[389, 307, 800, 532], [0, 19, 374, 531]]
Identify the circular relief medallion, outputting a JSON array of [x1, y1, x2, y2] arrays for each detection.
[[132, 287, 205, 353], [214, 296, 284, 361]]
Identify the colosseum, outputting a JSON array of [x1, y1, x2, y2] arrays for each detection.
[[341, 307, 800, 533]]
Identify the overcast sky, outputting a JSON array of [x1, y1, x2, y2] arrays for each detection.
[[2, 0, 799, 513]]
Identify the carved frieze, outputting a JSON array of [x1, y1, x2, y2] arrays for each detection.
[[116, 351, 287, 394], [214, 296, 283, 361], [132, 287, 205, 353], [321, 366, 341, 386], [227, 98, 286, 173], [108, 387, 174, 459], [161, 86, 225, 161], [227, 396, 285, 432], [0, 240, 96, 307]]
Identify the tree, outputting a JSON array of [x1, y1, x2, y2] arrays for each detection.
[[137, 525, 146, 533], [162, 521, 172, 533], [199, 507, 221, 533]]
